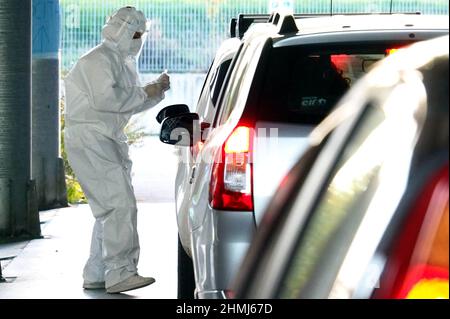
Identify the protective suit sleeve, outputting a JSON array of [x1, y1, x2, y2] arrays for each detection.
[[78, 57, 161, 114], [133, 81, 165, 114]]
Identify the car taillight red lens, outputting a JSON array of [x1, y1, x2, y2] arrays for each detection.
[[399, 264, 448, 299], [224, 126, 250, 154], [374, 164, 449, 299], [210, 126, 254, 211]]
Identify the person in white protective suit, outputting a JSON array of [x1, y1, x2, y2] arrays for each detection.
[[64, 7, 170, 294]]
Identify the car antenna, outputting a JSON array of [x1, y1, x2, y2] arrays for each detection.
[[390, 0, 394, 14], [330, 0, 333, 16]]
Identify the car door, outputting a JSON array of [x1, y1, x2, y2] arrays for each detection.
[[176, 39, 240, 252], [187, 37, 270, 232]]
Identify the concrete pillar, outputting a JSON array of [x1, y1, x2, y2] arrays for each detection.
[[32, 0, 68, 210], [0, 0, 41, 239]]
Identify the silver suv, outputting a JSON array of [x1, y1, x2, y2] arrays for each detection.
[[157, 13, 449, 299]]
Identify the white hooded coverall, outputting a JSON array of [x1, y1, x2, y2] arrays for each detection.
[[64, 7, 165, 289]]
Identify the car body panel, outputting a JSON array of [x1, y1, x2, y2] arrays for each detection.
[[185, 37, 268, 296], [253, 122, 314, 225], [289, 14, 449, 36], [192, 209, 255, 299], [176, 38, 241, 255], [274, 29, 449, 48]]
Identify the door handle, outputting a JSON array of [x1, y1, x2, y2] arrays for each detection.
[[189, 166, 197, 184]]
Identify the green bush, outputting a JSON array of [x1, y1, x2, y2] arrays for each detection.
[[125, 117, 151, 148], [65, 174, 87, 204], [60, 92, 87, 204]]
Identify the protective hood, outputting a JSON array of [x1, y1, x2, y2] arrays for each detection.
[[101, 7, 148, 58]]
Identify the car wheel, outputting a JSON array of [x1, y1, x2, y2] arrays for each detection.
[[178, 235, 195, 299]]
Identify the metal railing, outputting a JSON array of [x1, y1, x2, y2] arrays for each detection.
[[60, 0, 449, 73]]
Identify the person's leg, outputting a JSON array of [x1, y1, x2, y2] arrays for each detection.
[[65, 129, 150, 291], [82, 218, 106, 285], [101, 193, 155, 293], [102, 202, 139, 287], [78, 170, 140, 289], [124, 147, 140, 273], [101, 145, 141, 288], [65, 135, 108, 287]]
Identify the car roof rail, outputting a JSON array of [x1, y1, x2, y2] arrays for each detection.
[[269, 12, 299, 35], [232, 13, 300, 39], [231, 11, 422, 39], [270, 11, 422, 34], [229, 18, 237, 38], [234, 14, 272, 39]]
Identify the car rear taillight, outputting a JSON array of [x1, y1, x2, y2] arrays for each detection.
[[374, 164, 449, 299], [386, 47, 405, 56], [210, 126, 254, 211]]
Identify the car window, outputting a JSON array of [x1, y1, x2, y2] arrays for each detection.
[[210, 59, 232, 107], [278, 103, 388, 298], [196, 61, 214, 110], [216, 39, 267, 126], [255, 44, 399, 125], [196, 59, 234, 122]]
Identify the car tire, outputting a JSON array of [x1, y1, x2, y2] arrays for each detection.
[[178, 235, 195, 299]]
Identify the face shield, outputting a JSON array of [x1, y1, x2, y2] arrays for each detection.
[[129, 20, 150, 59], [102, 7, 149, 59]]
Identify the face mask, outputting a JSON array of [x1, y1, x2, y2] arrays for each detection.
[[129, 38, 143, 57]]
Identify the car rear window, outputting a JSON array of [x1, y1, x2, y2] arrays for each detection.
[[255, 44, 394, 125]]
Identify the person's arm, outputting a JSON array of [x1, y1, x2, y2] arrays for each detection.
[[133, 73, 171, 114], [78, 57, 153, 114], [133, 82, 166, 114]]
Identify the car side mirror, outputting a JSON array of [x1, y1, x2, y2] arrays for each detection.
[[156, 104, 190, 124], [160, 113, 200, 147]]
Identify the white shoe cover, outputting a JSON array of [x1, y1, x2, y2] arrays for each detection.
[[106, 274, 155, 294]]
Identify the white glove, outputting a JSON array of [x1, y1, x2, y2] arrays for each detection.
[[143, 71, 170, 100], [158, 71, 171, 92], [144, 82, 165, 100]]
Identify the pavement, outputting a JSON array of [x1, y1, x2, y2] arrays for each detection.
[[0, 137, 179, 299], [130, 133, 178, 203]]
